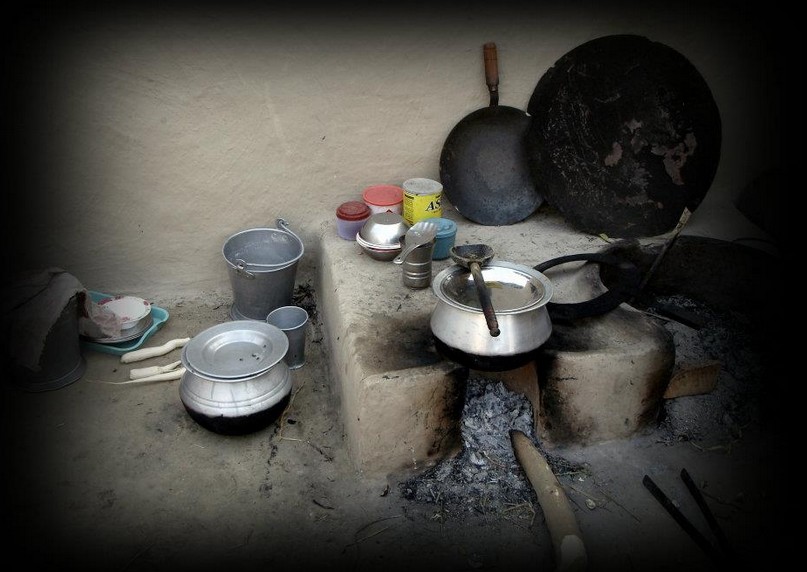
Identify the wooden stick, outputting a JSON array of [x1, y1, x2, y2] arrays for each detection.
[[129, 360, 182, 380], [120, 338, 190, 363], [511, 430, 587, 571]]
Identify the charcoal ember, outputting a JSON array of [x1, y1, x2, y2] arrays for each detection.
[[400, 377, 564, 516]]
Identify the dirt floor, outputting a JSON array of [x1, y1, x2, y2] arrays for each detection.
[[1, 271, 790, 571]]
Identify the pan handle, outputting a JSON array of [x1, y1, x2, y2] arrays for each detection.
[[483, 42, 499, 107], [534, 253, 641, 322], [470, 261, 500, 337]]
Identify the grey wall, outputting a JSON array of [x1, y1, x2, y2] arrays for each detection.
[[4, 2, 782, 304]]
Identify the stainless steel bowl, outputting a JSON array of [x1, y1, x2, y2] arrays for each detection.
[[356, 233, 402, 261], [359, 212, 409, 247]]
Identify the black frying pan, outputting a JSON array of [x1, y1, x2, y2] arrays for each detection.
[[439, 43, 543, 226]]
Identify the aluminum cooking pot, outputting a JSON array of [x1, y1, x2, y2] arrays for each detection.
[[179, 321, 292, 435], [430, 261, 553, 371]]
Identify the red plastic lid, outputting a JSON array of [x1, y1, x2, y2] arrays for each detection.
[[336, 201, 371, 221], [363, 184, 404, 207]]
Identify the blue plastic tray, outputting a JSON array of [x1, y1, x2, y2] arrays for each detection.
[[81, 291, 169, 356]]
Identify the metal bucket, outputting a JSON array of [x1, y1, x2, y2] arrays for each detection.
[[223, 219, 304, 321], [12, 295, 86, 392]]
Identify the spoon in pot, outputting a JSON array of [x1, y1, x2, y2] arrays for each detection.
[[450, 244, 500, 337], [393, 221, 438, 265]]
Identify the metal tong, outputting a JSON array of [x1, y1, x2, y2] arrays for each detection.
[[643, 469, 733, 567]]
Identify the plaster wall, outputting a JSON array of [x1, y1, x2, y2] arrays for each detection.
[[4, 2, 781, 302]]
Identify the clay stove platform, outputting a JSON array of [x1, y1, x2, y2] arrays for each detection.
[[316, 207, 673, 476]]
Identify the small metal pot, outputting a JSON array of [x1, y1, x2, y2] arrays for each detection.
[[430, 261, 553, 371], [179, 321, 292, 435]]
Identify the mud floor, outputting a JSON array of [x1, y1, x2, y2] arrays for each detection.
[[1, 277, 790, 571]]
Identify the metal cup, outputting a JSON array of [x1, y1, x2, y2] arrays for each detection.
[[266, 305, 309, 369], [400, 235, 435, 289]]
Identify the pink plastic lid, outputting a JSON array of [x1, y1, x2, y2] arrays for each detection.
[[363, 185, 404, 207], [336, 201, 371, 221]]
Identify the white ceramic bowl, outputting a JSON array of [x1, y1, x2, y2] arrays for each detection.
[[98, 295, 152, 330]]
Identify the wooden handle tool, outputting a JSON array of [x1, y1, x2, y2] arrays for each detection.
[[511, 430, 587, 571], [120, 338, 190, 364]]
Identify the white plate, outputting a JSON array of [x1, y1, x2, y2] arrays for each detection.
[[82, 315, 154, 344], [98, 295, 152, 329]]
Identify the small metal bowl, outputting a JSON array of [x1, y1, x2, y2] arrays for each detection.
[[356, 233, 402, 261], [359, 212, 409, 247]]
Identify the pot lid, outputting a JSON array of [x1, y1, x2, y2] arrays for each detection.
[[433, 261, 553, 314], [430, 217, 458, 239], [362, 184, 403, 206], [336, 201, 372, 221], [403, 177, 443, 195], [182, 321, 289, 379]]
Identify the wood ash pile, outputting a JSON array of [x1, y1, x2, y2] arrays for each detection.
[[652, 294, 770, 446], [400, 376, 581, 518]]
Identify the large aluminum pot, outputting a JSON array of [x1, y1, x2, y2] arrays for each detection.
[[430, 261, 553, 371], [179, 321, 292, 435]]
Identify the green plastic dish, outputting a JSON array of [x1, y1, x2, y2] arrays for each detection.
[[81, 291, 169, 356]]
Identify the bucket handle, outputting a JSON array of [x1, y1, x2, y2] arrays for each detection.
[[234, 259, 256, 279], [276, 218, 301, 245], [230, 220, 299, 276]]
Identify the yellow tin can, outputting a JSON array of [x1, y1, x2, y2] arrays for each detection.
[[402, 178, 443, 225]]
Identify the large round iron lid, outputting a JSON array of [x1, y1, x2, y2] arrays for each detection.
[[433, 261, 553, 314], [182, 321, 288, 379], [525, 34, 721, 238]]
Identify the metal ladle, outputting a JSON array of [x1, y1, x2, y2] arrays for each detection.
[[449, 244, 500, 337], [393, 221, 438, 265]]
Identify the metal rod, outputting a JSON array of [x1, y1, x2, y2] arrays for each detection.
[[680, 469, 733, 558], [635, 209, 691, 298], [642, 475, 721, 564]]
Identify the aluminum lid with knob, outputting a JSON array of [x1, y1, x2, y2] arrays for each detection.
[[181, 321, 289, 380]]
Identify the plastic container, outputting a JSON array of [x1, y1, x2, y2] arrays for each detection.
[[336, 201, 372, 240], [430, 217, 458, 260], [402, 178, 442, 225], [363, 184, 404, 215]]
